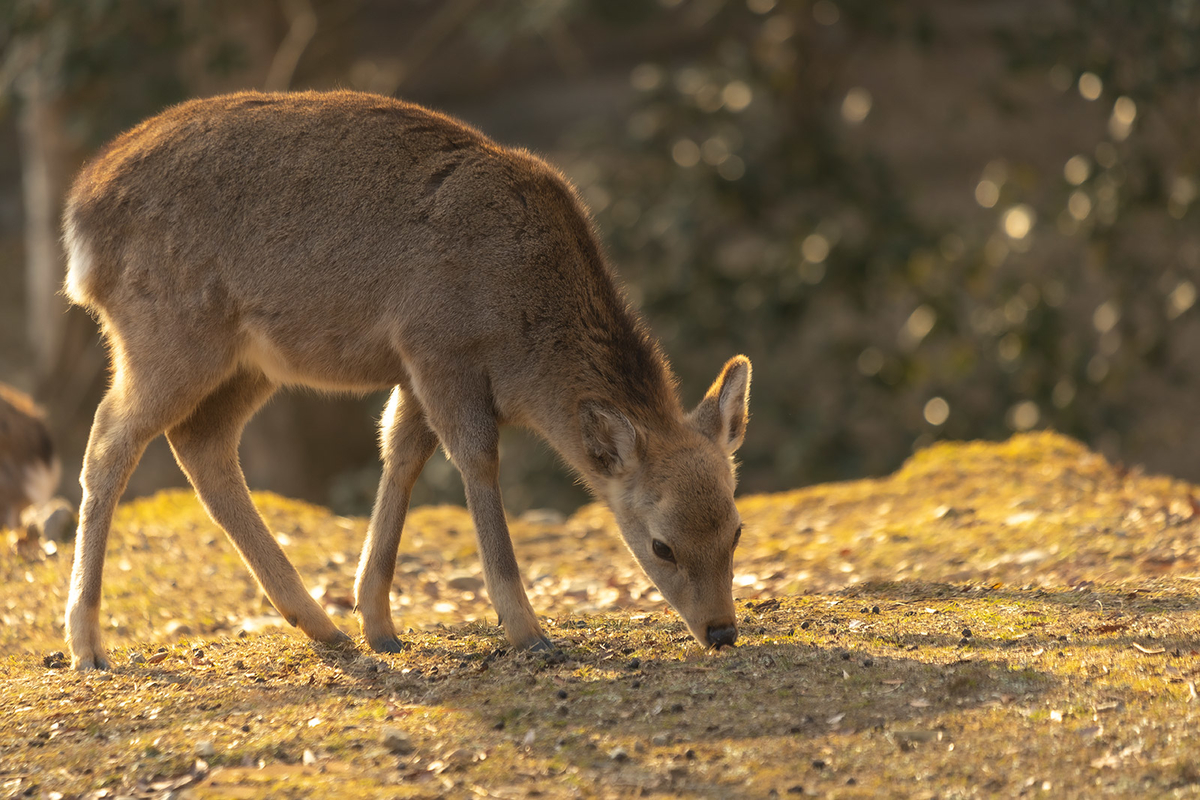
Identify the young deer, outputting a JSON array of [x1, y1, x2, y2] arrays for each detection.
[[62, 90, 751, 670], [0, 383, 60, 533]]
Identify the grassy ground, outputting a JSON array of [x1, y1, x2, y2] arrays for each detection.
[[3, 431, 1200, 798]]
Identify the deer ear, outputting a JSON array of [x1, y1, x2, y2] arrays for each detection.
[[580, 402, 638, 477], [689, 356, 751, 454]]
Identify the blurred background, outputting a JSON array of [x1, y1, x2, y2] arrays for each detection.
[[3, 0, 1200, 516]]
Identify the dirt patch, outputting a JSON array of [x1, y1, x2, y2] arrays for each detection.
[[3, 432, 1199, 797]]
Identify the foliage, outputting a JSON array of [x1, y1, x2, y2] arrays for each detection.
[[544, 0, 1200, 497], [8, 1, 1200, 511]]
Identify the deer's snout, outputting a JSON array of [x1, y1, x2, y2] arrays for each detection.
[[706, 623, 738, 649]]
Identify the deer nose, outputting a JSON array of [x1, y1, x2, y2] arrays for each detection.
[[707, 623, 738, 649]]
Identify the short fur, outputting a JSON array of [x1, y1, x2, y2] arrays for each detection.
[[62, 90, 751, 670], [0, 384, 60, 532]]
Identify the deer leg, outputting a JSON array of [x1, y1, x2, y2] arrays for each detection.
[[415, 371, 552, 651], [66, 355, 225, 669], [166, 369, 351, 648], [355, 387, 439, 653]]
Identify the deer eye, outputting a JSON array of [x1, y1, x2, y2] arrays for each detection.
[[733, 524, 742, 549], [652, 539, 676, 563]]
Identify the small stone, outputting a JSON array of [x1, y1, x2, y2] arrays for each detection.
[[444, 747, 473, 766], [164, 620, 192, 638], [800, 620, 811, 630], [651, 732, 671, 746], [446, 574, 485, 593], [43, 652, 67, 669], [129, 652, 146, 665], [608, 746, 630, 762], [959, 637, 970, 646], [628, 658, 641, 670], [787, 787, 804, 795], [812, 759, 826, 769], [302, 749, 317, 765], [962, 628, 972, 638], [39, 501, 78, 543], [861, 658, 874, 667], [871, 605, 881, 614], [381, 728, 414, 755], [840, 651, 851, 661], [556, 689, 568, 700], [195, 741, 216, 759]]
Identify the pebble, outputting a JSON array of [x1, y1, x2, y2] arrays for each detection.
[[195, 741, 216, 759], [443, 747, 474, 766], [129, 652, 146, 665], [164, 620, 193, 638], [608, 746, 630, 762], [651, 732, 671, 746], [381, 728, 415, 755], [302, 749, 317, 765], [446, 574, 485, 593]]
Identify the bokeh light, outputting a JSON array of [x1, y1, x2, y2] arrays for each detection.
[[923, 397, 950, 426], [841, 87, 872, 124], [1078, 72, 1103, 100]]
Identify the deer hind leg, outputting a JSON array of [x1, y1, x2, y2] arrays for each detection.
[[165, 369, 351, 648], [355, 387, 439, 653], [67, 357, 221, 670], [414, 371, 552, 651]]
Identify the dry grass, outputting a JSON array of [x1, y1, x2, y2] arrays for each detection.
[[3, 432, 1200, 798]]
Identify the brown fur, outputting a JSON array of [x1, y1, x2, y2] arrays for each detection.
[[62, 90, 751, 670], [0, 384, 60, 532]]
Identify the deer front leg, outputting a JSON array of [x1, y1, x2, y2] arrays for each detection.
[[462, 470, 553, 651], [416, 374, 552, 651]]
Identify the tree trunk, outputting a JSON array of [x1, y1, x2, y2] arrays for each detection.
[[15, 59, 76, 382]]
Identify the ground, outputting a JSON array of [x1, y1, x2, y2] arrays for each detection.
[[2, 431, 1200, 798]]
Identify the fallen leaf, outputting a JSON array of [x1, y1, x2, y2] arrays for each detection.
[[1132, 643, 1165, 655]]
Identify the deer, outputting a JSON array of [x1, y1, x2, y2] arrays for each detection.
[[0, 383, 61, 534], [62, 90, 751, 671]]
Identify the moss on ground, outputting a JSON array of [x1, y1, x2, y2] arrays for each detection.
[[3, 432, 1200, 798]]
